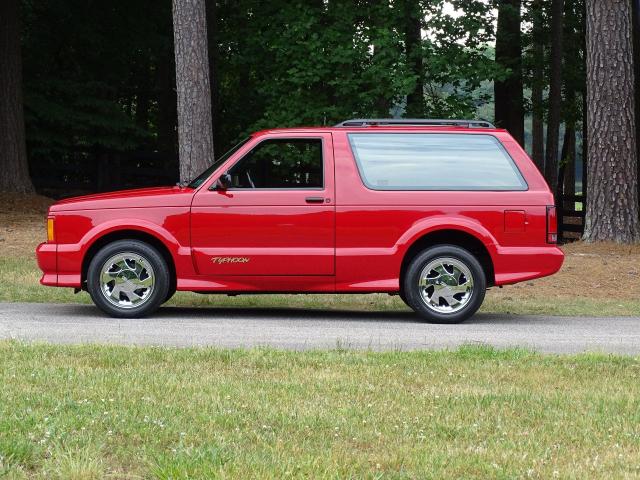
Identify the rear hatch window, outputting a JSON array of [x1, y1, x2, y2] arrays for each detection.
[[348, 133, 527, 191]]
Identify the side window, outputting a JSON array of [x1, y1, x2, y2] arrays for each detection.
[[228, 138, 323, 189], [348, 133, 527, 191]]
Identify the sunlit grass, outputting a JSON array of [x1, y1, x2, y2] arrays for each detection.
[[1, 342, 639, 478]]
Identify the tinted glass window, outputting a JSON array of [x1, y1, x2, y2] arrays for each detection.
[[348, 133, 527, 190], [228, 138, 323, 189]]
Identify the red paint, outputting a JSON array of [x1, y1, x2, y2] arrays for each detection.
[[36, 125, 564, 294]]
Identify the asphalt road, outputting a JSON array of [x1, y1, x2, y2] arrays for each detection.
[[1, 302, 639, 354]]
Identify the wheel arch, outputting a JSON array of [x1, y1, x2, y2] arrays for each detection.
[[81, 229, 177, 290], [400, 229, 495, 288]]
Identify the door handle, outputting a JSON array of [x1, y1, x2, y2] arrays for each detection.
[[305, 196, 325, 203]]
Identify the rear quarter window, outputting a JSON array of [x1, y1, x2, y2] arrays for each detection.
[[347, 133, 527, 191]]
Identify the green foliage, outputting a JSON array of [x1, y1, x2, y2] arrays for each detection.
[[21, 0, 501, 160], [21, 0, 174, 158]]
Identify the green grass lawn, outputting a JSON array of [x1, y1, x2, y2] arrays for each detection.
[[1, 342, 639, 479], [3, 256, 640, 317]]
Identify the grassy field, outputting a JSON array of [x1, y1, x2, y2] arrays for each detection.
[[1, 342, 640, 479], [1, 192, 640, 316]]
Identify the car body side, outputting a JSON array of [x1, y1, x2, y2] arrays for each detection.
[[36, 126, 564, 293]]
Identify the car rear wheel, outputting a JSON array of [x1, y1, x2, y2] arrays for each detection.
[[403, 245, 486, 324], [87, 240, 169, 318]]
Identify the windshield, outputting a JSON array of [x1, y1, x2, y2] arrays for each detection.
[[187, 137, 251, 188]]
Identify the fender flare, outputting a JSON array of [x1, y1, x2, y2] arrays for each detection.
[[395, 216, 500, 261], [78, 219, 184, 261]]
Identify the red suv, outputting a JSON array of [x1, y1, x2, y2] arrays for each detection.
[[36, 119, 563, 323]]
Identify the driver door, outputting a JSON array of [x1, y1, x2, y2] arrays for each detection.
[[190, 133, 335, 276]]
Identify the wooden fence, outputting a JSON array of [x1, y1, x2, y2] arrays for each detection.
[[556, 166, 585, 242]]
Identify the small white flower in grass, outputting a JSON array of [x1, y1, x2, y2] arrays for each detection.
[[107, 430, 113, 436]]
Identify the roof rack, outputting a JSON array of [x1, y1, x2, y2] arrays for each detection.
[[335, 118, 495, 128]]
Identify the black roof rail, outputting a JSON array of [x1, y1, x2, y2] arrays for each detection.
[[335, 118, 496, 128]]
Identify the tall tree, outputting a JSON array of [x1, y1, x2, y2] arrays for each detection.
[[404, 0, 426, 117], [0, 0, 34, 193], [561, 126, 576, 207], [560, 0, 584, 205], [544, 0, 564, 193], [172, 0, 214, 183], [494, 0, 524, 146], [633, 0, 640, 206], [530, 0, 545, 171], [583, 0, 639, 243]]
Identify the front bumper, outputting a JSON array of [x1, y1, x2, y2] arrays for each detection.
[[36, 242, 57, 286]]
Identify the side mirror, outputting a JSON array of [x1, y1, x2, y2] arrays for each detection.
[[215, 172, 232, 190]]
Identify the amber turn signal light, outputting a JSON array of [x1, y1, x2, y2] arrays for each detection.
[[47, 217, 55, 242]]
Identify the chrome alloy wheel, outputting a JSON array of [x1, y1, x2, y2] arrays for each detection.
[[99, 252, 155, 309], [418, 257, 474, 314]]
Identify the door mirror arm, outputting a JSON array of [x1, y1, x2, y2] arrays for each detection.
[[213, 172, 232, 190]]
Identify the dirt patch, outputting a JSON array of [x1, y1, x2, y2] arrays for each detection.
[[0, 193, 53, 257], [493, 241, 640, 301], [2, 194, 639, 302]]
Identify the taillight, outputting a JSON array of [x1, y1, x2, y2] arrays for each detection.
[[546, 206, 557, 243], [47, 217, 55, 243]]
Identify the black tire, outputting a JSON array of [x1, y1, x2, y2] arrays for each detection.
[[164, 283, 177, 304], [398, 288, 410, 307], [403, 245, 486, 324], [87, 240, 170, 318]]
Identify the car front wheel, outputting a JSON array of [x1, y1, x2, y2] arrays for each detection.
[[403, 245, 486, 324], [87, 240, 170, 318]]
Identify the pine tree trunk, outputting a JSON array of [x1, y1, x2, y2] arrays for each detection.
[[581, 1, 588, 201], [404, 0, 425, 117], [544, 0, 564, 193], [633, 0, 640, 211], [172, 0, 215, 183], [583, 0, 640, 243], [530, 0, 545, 171], [494, 0, 524, 146], [561, 125, 576, 210], [0, 0, 34, 193]]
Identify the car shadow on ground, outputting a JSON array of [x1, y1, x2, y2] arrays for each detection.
[[17, 303, 542, 325], [152, 306, 531, 325]]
